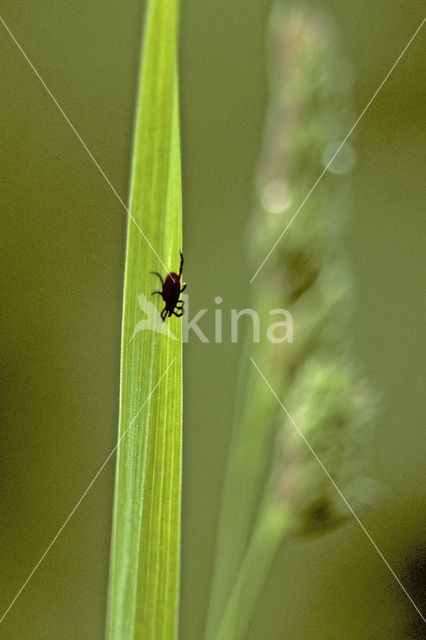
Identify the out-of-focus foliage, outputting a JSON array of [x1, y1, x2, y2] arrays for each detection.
[[206, 5, 378, 639]]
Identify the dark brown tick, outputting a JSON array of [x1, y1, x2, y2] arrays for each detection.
[[151, 251, 187, 322]]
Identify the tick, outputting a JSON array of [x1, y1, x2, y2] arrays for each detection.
[[151, 251, 187, 321]]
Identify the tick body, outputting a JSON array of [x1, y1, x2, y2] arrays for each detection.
[[151, 251, 187, 321]]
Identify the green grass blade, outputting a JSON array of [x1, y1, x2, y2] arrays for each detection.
[[106, 0, 182, 638]]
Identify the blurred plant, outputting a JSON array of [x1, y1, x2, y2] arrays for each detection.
[[205, 4, 377, 640], [106, 1, 182, 639]]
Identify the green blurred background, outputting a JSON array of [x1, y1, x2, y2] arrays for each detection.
[[0, 1, 424, 638]]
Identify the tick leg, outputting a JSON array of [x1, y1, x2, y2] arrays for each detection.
[[179, 251, 184, 277], [180, 283, 187, 293], [161, 307, 167, 322], [150, 271, 164, 286], [151, 290, 163, 297], [174, 300, 184, 316]]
